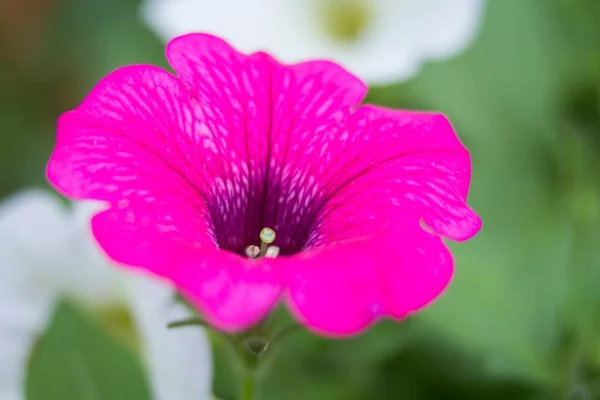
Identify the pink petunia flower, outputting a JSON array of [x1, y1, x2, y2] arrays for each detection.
[[47, 33, 481, 336]]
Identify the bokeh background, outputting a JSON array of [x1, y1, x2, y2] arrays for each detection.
[[1, 0, 600, 399]]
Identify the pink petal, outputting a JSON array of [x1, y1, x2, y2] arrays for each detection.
[[380, 223, 454, 318], [261, 59, 367, 247], [172, 252, 281, 332], [166, 33, 369, 253], [307, 107, 481, 249], [283, 221, 453, 336], [91, 207, 281, 331], [166, 34, 367, 110], [279, 108, 477, 335], [282, 244, 382, 336], [47, 66, 216, 273], [165, 34, 273, 253], [90, 205, 208, 277], [47, 63, 283, 330]]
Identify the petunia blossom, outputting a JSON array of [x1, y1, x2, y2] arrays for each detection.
[[0, 190, 212, 400], [47, 33, 481, 336], [141, 0, 485, 85]]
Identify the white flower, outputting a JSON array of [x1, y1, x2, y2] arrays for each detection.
[[0, 190, 212, 400], [141, 0, 485, 84]]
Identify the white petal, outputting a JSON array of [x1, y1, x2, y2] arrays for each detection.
[[0, 191, 123, 399], [0, 389, 21, 400], [0, 190, 67, 324], [124, 273, 213, 400], [0, 191, 62, 400], [0, 300, 51, 400], [140, 0, 485, 84], [0, 191, 121, 308], [409, 0, 486, 60], [56, 200, 124, 308], [0, 190, 71, 272], [141, 0, 272, 49]]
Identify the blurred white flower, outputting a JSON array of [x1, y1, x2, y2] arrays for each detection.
[[0, 190, 212, 400], [141, 0, 485, 84]]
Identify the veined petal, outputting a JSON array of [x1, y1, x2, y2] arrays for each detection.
[[280, 108, 478, 334], [284, 221, 453, 335], [166, 35, 360, 236], [308, 107, 481, 247], [165, 34, 274, 254], [282, 244, 383, 336], [172, 252, 281, 332], [47, 66, 217, 275], [379, 223, 454, 318], [169, 34, 368, 250], [124, 274, 213, 400], [264, 58, 368, 251]]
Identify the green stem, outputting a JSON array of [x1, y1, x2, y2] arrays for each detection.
[[229, 331, 261, 400], [241, 374, 255, 400], [166, 317, 210, 329]]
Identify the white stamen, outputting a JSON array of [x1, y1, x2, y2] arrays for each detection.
[[265, 246, 280, 258], [245, 245, 260, 258]]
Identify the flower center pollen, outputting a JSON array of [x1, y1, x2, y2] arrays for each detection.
[[318, 0, 373, 42]]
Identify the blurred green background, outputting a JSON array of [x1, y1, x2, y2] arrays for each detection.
[[1, 0, 600, 399]]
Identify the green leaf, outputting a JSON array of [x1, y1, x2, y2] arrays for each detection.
[[26, 299, 151, 400]]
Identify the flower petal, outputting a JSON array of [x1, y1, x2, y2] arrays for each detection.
[[165, 34, 275, 253], [141, 0, 485, 84], [0, 190, 70, 270], [141, 0, 272, 51], [262, 59, 367, 250], [308, 107, 481, 248], [54, 201, 124, 307], [284, 221, 453, 336], [282, 244, 382, 336], [172, 252, 281, 332], [166, 33, 367, 110], [339, 0, 485, 84], [0, 284, 52, 400], [411, 0, 486, 60], [47, 66, 217, 274], [378, 223, 454, 318], [0, 191, 65, 399], [167, 33, 368, 253], [280, 108, 477, 335], [50, 35, 370, 262], [124, 273, 213, 400]]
